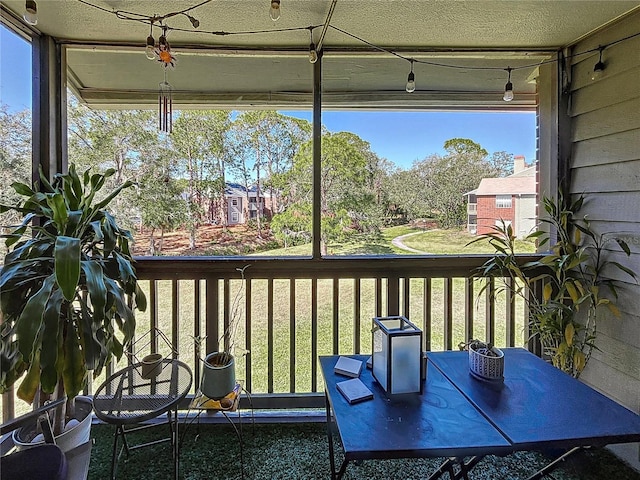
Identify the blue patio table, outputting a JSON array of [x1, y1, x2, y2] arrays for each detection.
[[428, 348, 640, 479], [320, 349, 640, 480], [319, 354, 512, 480]]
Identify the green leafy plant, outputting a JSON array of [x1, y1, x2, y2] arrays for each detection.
[[0, 164, 146, 433], [470, 192, 636, 377]]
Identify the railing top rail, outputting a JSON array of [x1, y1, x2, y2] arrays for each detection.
[[133, 254, 542, 280]]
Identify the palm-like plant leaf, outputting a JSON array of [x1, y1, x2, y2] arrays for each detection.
[[0, 164, 146, 432]]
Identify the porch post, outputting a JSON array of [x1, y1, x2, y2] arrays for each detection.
[[32, 35, 67, 187], [312, 50, 322, 259], [556, 49, 573, 197]]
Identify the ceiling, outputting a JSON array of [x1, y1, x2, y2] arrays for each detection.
[[1, 0, 639, 110]]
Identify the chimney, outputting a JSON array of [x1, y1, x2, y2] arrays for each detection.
[[514, 155, 526, 174]]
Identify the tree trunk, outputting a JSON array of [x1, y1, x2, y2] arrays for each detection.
[[149, 228, 156, 255]]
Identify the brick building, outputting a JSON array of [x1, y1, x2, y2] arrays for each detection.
[[465, 156, 537, 239]]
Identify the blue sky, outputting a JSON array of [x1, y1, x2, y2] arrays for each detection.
[[1, 25, 536, 170]]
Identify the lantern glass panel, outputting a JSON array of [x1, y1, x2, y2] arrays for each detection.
[[390, 334, 421, 393], [372, 326, 388, 391]]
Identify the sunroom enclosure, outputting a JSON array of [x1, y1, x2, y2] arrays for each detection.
[[1, 0, 639, 469]]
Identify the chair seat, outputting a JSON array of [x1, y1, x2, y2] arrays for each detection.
[[1, 444, 68, 480]]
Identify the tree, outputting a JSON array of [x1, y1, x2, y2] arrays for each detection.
[[67, 99, 158, 229], [276, 131, 377, 254], [490, 151, 514, 177], [395, 138, 503, 228], [170, 111, 232, 249], [231, 111, 310, 236], [0, 104, 31, 244], [136, 143, 186, 255]]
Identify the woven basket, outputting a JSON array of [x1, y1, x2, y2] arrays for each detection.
[[468, 344, 504, 380]]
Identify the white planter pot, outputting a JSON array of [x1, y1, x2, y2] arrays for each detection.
[[468, 345, 504, 381], [200, 352, 236, 400], [12, 396, 93, 453]]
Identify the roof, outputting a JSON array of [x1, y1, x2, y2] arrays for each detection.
[[476, 176, 536, 196], [225, 182, 272, 197]]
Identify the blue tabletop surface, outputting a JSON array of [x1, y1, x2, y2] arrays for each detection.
[[319, 355, 511, 460], [428, 348, 640, 449]]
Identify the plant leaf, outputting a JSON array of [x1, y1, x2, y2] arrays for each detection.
[[55, 236, 81, 302], [564, 323, 575, 346], [62, 321, 85, 398], [17, 351, 41, 404], [39, 289, 64, 393], [15, 275, 55, 361]]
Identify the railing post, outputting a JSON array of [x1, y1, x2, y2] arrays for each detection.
[[485, 278, 496, 346], [387, 276, 399, 316], [464, 278, 474, 342], [206, 278, 219, 354], [444, 278, 453, 350]]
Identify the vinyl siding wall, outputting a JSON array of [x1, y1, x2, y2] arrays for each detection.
[[569, 10, 640, 469]]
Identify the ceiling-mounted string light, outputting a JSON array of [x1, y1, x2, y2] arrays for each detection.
[[23, 0, 37, 25], [503, 67, 514, 102], [145, 22, 156, 60], [591, 46, 606, 81], [184, 13, 200, 28], [308, 28, 318, 64], [405, 60, 416, 93], [270, 0, 281, 21]]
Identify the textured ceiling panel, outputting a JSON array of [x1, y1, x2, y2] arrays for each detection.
[[2, 0, 639, 108]]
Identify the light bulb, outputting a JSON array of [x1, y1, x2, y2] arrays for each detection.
[[591, 61, 605, 81], [23, 0, 37, 25], [309, 43, 318, 64], [503, 81, 514, 102], [270, 0, 281, 21], [406, 72, 415, 93], [145, 36, 156, 60], [187, 15, 200, 29]]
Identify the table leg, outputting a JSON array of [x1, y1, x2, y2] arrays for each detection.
[[110, 426, 120, 480], [221, 410, 245, 479], [427, 456, 483, 480], [525, 446, 584, 480], [325, 390, 349, 480], [172, 408, 179, 480]]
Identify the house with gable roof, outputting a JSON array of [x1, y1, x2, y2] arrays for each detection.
[[223, 182, 274, 225], [465, 156, 537, 239]]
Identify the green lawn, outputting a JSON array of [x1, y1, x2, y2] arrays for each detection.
[[255, 226, 536, 256], [401, 228, 536, 254]]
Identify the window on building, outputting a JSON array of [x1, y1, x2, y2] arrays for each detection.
[[231, 212, 239, 223], [231, 198, 238, 206], [496, 195, 512, 208], [496, 219, 512, 230]]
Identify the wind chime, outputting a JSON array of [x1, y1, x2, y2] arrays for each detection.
[[159, 72, 173, 133], [155, 25, 176, 133]]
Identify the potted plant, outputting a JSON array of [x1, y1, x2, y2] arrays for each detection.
[[0, 164, 146, 450], [462, 340, 505, 381], [471, 192, 636, 378], [198, 265, 249, 400]]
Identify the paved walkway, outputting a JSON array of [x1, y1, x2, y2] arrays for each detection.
[[391, 231, 429, 254]]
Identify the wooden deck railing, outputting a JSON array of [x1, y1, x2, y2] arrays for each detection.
[[1, 254, 540, 420]]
